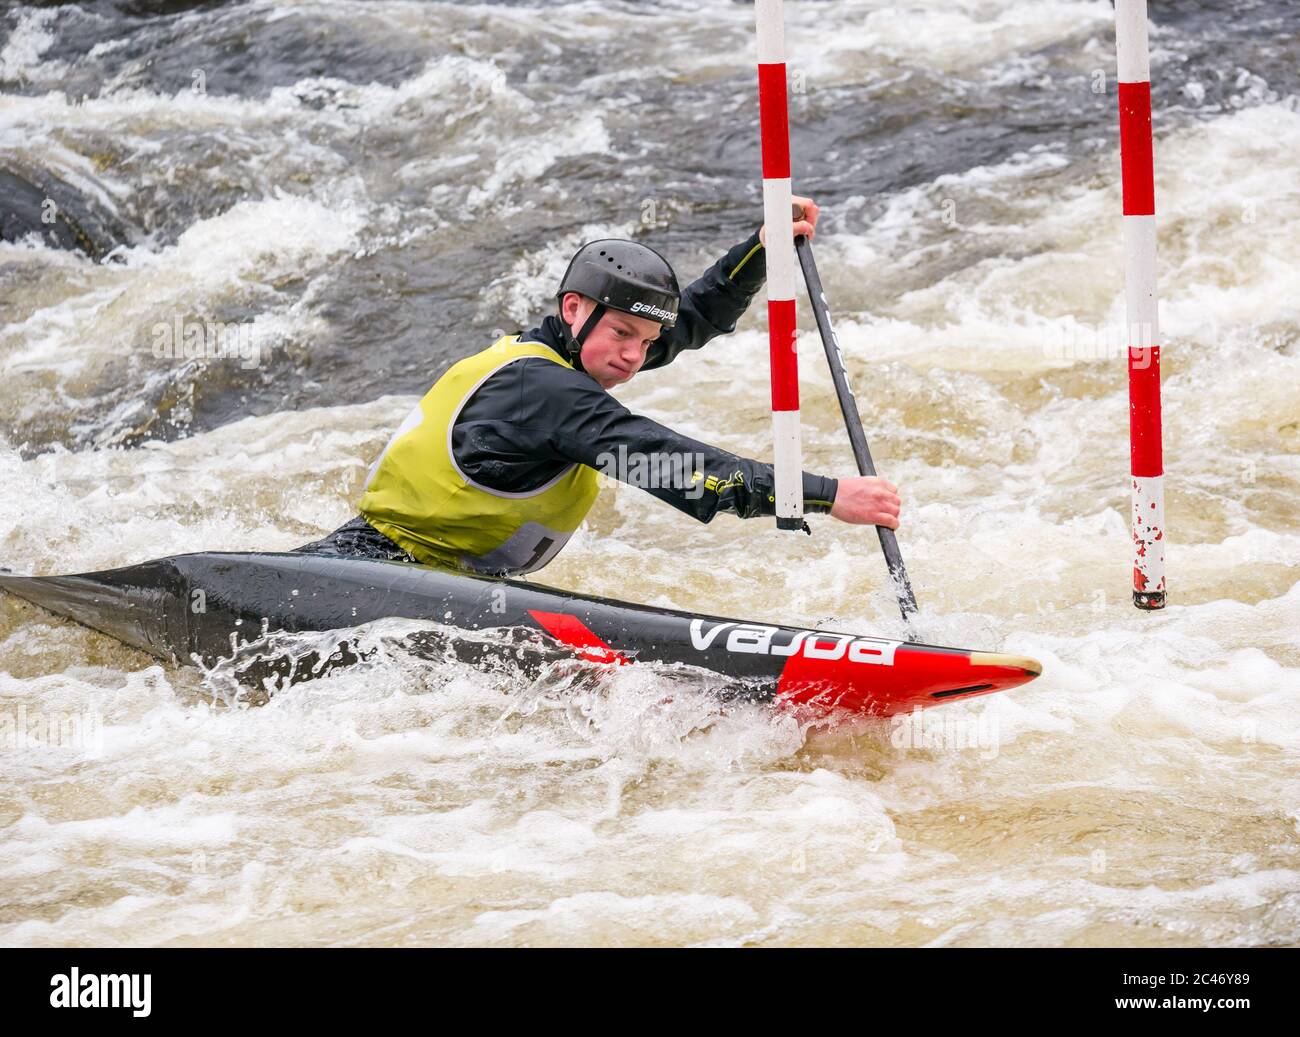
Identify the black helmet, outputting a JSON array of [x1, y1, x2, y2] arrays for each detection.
[[554, 239, 680, 367]]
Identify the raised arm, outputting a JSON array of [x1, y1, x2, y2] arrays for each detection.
[[641, 232, 767, 370], [642, 196, 820, 370]]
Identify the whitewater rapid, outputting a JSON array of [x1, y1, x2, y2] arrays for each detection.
[[1, 0, 1297, 946]]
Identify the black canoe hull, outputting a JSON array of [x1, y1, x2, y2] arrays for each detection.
[[0, 553, 1042, 717]]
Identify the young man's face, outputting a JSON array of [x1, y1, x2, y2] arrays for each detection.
[[561, 292, 662, 389]]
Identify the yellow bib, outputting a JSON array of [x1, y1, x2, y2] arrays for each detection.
[[358, 335, 600, 575]]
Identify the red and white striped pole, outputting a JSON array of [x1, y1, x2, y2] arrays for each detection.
[[754, 0, 803, 530], [1115, 0, 1166, 609]]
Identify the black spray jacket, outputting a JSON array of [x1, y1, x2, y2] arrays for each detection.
[[451, 231, 839, 523]]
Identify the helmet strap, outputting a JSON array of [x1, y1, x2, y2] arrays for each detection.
[[561, 301, 606, 372]]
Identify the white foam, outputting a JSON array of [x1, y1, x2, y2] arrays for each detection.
[[0, 9, 62, 84]]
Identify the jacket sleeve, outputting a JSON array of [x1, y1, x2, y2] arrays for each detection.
[[641, 230, 766, 371], [515, 360, 837, 522]]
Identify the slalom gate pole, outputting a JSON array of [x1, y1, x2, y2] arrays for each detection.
[[1115, 0, 1166, 610], [794, 230, 920, 632], [754, 0, 803, 531]]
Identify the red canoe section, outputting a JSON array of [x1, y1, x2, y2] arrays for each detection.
[[529, 609, 1041, 718], [775, 643, 1042, 718], [528, 610, 630, 666]]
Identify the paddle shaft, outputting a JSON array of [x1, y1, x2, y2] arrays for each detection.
[[794, 233, 920, 625]]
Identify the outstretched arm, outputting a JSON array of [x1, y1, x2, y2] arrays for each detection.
[[551, 378, 901, 528], [454, 349, 900, 527], [456, 357, 834, 521], [551, 386, 837, 523]]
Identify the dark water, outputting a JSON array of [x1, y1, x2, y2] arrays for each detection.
[[2, 0, 1298, 448]]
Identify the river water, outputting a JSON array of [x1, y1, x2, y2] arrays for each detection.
[[1, 0, 1297, 946]]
